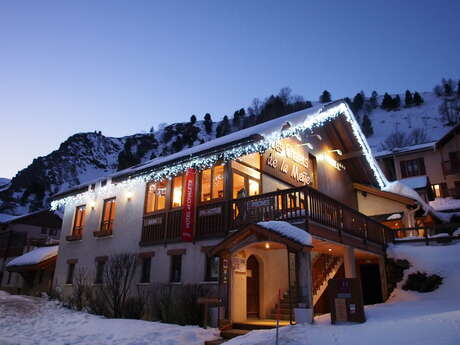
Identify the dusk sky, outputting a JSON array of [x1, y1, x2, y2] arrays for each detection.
[[1, 0, 459, 179]]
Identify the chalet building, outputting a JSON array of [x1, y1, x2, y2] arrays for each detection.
[[376, 124, 460, 201], [0, 210, 61, 295], [52, 101, 395, 325]]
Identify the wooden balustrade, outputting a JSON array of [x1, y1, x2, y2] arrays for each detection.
[[140, 184, 393, 248]]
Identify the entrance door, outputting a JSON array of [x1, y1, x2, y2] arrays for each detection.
[[246, 255, 260, 318], [360, 264, 383, 305]]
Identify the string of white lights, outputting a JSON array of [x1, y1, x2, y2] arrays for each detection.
[[50, 103, 388, 210]]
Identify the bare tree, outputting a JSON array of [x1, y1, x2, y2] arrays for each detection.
[[69, 267, 90, 311], [99, 253, 138, 318], [440, 99, 460, 125]]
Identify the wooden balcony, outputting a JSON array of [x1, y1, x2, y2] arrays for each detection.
[[140, 185, 393, 252]]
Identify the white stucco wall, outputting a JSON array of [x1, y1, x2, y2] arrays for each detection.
[[54, 180, 221, 297]]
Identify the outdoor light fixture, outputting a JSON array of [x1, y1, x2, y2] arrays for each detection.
[[298, 142, 314, 150], [89, 200, 96, 209], [126, 191, 134, 201], [328, 149, 343, 156], [328, 248, 332, 252], [265, 242, 270, 249]]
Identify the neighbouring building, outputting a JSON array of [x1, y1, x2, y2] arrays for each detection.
[[52, 101, 395, 325], [376, 124, 460, 202], [0, 210, 61, 295]]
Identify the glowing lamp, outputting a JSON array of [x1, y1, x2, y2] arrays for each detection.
[[265, 242, 270, 249], [126, 191, 134, 200]]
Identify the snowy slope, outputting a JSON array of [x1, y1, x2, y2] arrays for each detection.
[[365, 92, 451, 153]]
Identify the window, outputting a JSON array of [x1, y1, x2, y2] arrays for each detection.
[[170, 255, 182, 282], [145, 180, 167, 213], [205, 256, 219, 282], [233, 172, 260, 198], [400, 158, 426, 178], [101, 198, 116, 232], [140, 257, 152, 283], [449, 151, 460, 173], [200, 166, 224, 202], [432, 184, 441, 198], [66, 263, 75, 284], [73, 205, 86, 236], [95, 261, 105, 284], [171, 176, 183, 208]]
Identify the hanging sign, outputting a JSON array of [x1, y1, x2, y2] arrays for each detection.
[[181, 168, 196, 242], [262, 137, 316, 187]]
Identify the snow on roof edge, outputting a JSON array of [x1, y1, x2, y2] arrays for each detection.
[[7, 245, 58, 268]]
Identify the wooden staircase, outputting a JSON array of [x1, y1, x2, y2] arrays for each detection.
[[312, 254, 343, 306], [269, 288, 297, 321]]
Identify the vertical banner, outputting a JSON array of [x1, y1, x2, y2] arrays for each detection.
[[181, 168, 196, 242]]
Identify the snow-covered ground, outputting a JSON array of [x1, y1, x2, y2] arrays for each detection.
[[225, 242, 460, 345], [0, 292, 218, 345]]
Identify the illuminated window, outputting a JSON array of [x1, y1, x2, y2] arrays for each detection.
[[72, 205, 86, 236], [171, 176, 183, 208], [233, 172, 259, 198], [145, 181, 167, 213], [432, 184, 441, 198], [101, 198, 116, 232], [201, 166, 225, 202], [233, 173, 246, 198]]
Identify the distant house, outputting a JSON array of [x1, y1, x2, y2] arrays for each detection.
[[375, 124, 460, 204], [0, 210, 62, 295]]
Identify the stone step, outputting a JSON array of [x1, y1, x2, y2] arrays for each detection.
[[220, 329, 250, 340]]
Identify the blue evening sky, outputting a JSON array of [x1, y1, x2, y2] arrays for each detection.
[[1, 0, 459, 178]]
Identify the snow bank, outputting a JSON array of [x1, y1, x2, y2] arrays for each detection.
[[430, 197, 460, 211], [7, 246, 58, 267], [0, 291, 219, 345], [257, 221, 312, 245], [399, 176, 428, 189]]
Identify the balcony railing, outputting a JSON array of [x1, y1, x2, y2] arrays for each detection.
[[66, 226, 83, 241], [442, 160, 460, 175], [140, 185, 393, 248]]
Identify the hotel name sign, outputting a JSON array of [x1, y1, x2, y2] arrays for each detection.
[[262, 138, 316, 187]]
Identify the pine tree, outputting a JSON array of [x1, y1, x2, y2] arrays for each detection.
[[413, 92, 424, 106], [457, 81, 460, 97], [352, 92, 364, 112], [190, 114, 197, 124], [319, 90, 331, 103], [393, 95, 401, 109], [370, 91, 378, 109], [203, 113, 213, 134], [381, 93, 392, 110], [443, 78, 453, 96], [216, 116, 231, 138], [404, 90, 413, 107], [361, 114, 373, 137]]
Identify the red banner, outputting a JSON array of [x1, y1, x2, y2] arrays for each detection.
[[181, 168, 196, 242]]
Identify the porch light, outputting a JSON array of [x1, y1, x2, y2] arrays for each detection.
[[126, 191, 134, 201], [265, 242, 270, 249], [328, 149, 343, 156], [89, 200, 96, 209], [328, 248, 332, 252], [298, 142, 314, 150]]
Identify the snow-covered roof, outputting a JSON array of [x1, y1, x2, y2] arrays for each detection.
[[257, 221, 312, 246], [399, 176, 429, 190], [0, 213, 18, 223], [52, 101, 388, 205], [7, 245, 58, 268], [374, 141, 436, 158]]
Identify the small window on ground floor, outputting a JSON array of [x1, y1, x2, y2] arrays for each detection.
[[66, 263, 75, 284], [170, 255, 182, 283], [140, 257, 152, 283], [95, 261, 106, 284], [205, 255, 219, 282]]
